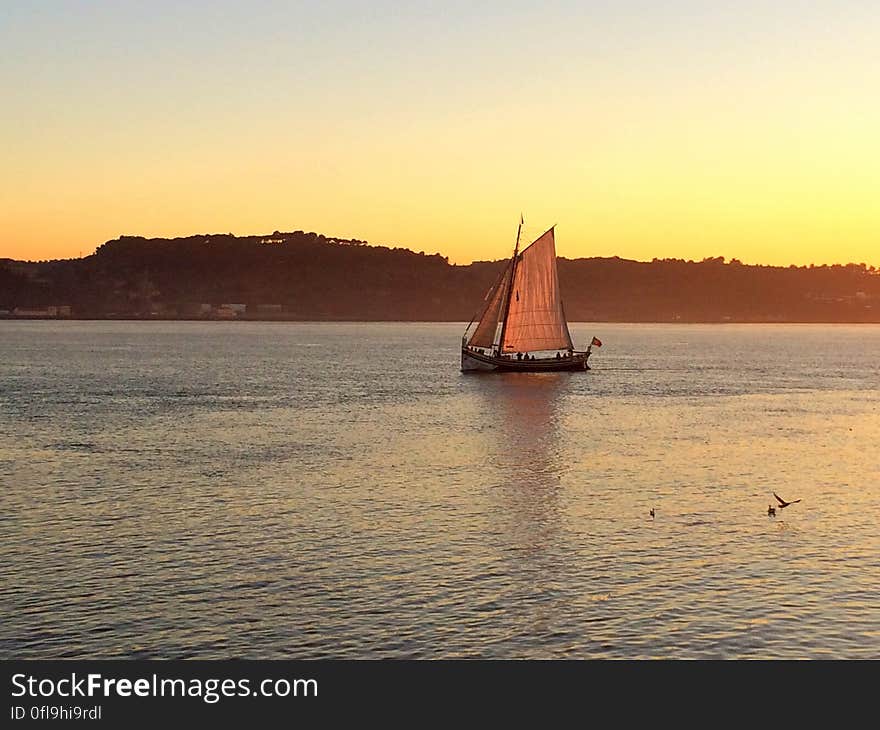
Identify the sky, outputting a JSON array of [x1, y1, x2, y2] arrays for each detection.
[[2, 1, 878, 265]]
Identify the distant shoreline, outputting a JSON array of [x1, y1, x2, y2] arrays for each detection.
[[4, 231, 879, 324]]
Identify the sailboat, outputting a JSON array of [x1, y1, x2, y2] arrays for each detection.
[[461, 221, 597, 372]]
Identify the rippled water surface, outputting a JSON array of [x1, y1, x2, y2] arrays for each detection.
[[1, 321, 878, 658]]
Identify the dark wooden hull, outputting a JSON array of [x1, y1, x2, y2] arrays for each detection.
[[461, 347, 590, 372]]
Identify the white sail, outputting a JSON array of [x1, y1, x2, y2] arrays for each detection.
[[501, 228, 573, 353], [468, 262, 510, 348]]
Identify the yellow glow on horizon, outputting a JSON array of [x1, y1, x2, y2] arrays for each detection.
[[2, 5, 878, 267]]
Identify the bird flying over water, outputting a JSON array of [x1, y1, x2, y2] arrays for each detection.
[[773, 492, 801, 509]]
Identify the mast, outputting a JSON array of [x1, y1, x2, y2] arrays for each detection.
[[496, 216, 522, 353]]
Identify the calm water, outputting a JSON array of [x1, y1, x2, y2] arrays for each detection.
[[1, 321, 878, 659]]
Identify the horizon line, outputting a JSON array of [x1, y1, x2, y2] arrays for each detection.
[[3, 228, 879, 271]]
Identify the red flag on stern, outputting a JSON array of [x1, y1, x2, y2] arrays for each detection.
[[591, 336, 603, 347]]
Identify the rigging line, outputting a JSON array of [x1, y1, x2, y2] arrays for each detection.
[[462, 260, 510, 337], [515, 224, 556, 257], [496, 219, 523, 349]]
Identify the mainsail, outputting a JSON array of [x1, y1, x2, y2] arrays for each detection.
[[501, 228, 573, 353], [468, 261, 511, 348]]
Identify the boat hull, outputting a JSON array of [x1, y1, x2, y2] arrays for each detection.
[[461, 348, 590, 372]]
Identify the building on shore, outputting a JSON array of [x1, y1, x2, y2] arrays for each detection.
[[11, 305, 71, 318]]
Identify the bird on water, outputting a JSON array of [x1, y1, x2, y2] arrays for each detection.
[[773, 492, 801, 509], [767, 505, 776, 517], [649, 508, 655, 519]]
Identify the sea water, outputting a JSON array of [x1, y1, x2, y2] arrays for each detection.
[[1, 321, 878, 658]]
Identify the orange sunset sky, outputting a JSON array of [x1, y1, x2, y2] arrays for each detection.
[[2, 2, 878, 266]]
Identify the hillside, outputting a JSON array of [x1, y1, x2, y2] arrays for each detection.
[[2, 231, 879, 322]]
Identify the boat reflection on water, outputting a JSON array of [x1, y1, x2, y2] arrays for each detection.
[[468, 372, 584, 646], [471, 372, 573, 548]]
